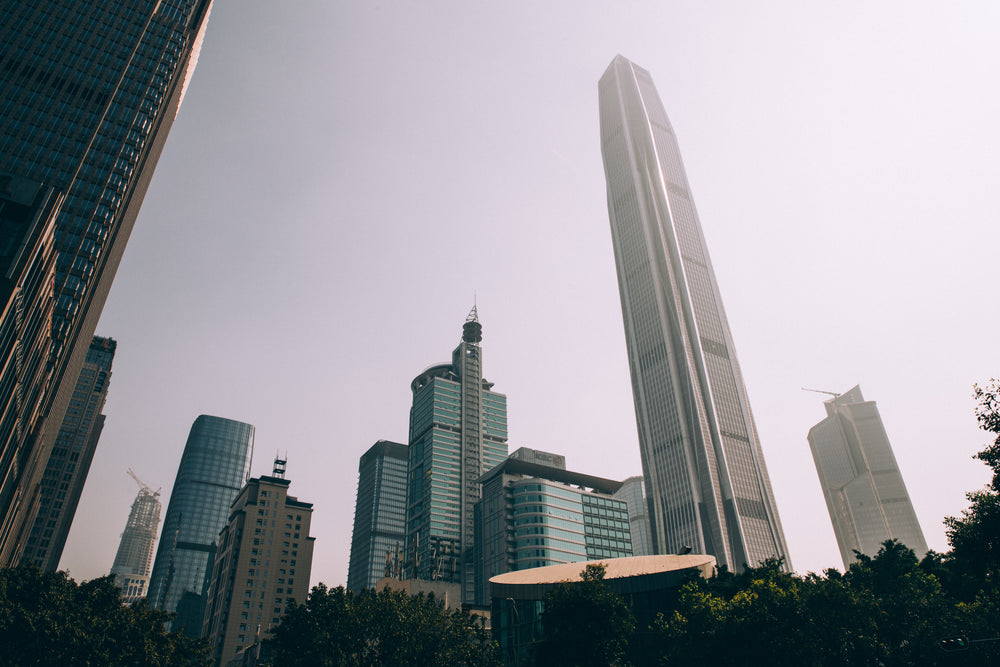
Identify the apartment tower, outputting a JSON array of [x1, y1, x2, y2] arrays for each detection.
[[202, 458, 314, 666], [0, 0, 214, 566], [406, 307, 508, 603], [147, 415, 254, 636], [347, 439, 408, 591], [598, 55, 790, 570], [808, 386, 928, 567]]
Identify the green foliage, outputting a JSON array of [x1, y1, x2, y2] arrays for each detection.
[[532, 563, 635, 667], [266, 583, 499, 667], [945, 380, 1000, 580], [0, 565, 210, 666]]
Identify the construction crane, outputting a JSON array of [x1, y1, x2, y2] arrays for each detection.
[[801, 387, 841, 398], [127, 468, 161, 497]]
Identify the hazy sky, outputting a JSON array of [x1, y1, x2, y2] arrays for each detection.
[[61, 1, 1000, 587]]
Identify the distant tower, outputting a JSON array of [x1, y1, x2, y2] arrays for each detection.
[[598, 55, 790, 570], [347, 440, 408, 591], [0, 0, 214, 567], [202, 457, 314, 666], [20, 336, 116, 570], [406, 307, 508, 604], [110, 469, 162, 604], [807, 386, 928, 567], [615, 476, 653, 557], [147, 415, 254, 636]]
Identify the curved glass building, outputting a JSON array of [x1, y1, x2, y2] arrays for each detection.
[[147, 415, 254, 635]]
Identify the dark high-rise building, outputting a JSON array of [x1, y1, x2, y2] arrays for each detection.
[[347, 440, 408, 592], [598, 55, 790, 571], [0, 1, 214, 566], [474, 447, 633, 605], [203, 459, 314, 667], [20, 335, 115, 570], [808, 386, 928, 568], [406, 307, 508, 603], [110, 470, 162, 604], [148, 415, 254, 636]]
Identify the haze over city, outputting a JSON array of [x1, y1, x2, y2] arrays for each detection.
[[60, 1, 1000, 590]]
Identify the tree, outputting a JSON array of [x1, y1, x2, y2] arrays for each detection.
[[532, 563, 635, 667], [945, 380, 1000, 580], [0, 565, 210, 666], [266, 583, 499, 667]]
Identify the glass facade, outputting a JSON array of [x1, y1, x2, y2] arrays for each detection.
[[347, 440, 408, 591], [147, 415, 254, 636], [599, 55, 790, 571], [406, 309, 508, 603], [21, 335, 115, 570], [474, 450, 633, 605], [808, 385, 928, 568], [0, 0, 213, 565]]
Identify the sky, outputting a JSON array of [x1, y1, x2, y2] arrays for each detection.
[[61, 1, 1000, 587]]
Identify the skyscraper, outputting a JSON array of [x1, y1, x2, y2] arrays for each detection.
[[110, 470, 162, 605], [0, 0, 214, 566], [807, 385, 928, 567], [347, 439, 408, 592], [20, 335, 116, 570], [147, 415, 254, 636], [202, 458, 314, 666], [406, 307, 508, 603], [598, 55, 790, 571]]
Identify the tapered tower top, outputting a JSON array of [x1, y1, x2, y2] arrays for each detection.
[[462, 305, 482, 343]]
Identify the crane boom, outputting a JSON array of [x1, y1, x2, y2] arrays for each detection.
[[801, 387, 842, 398], [127, 468, 161, 497]]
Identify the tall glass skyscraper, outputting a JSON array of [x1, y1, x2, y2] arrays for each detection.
[[808, 386, 928, 568], [0, 0, 213, 566], [20, 336, 116, 570], [347, 440, 408, 592], [147, 415, 254, 636], [598, 55, 790, 571], [406, 307, 507, 603]]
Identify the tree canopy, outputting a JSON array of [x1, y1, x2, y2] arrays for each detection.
[[531, 563, 635, 667], [266, 584, 499, 667], [0, 565, 210, 666]]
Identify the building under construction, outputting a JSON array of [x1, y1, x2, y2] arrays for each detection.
[[110, 470, 161, 604]]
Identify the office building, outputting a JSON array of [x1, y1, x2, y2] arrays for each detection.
[[615, 476, 653, 557], [406, 307, 508, 603], [147, 415, 254, 636], [19, 336, 115, 569], [473, 447, 633, 605], [598, 55, 790, 570], [347, 440, 408, 592], [0, 0, 213, 566], [110, 470, 162, 604], [808, 385, 928, 567], [203, 458, 314, 667]]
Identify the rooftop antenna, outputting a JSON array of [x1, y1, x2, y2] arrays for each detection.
[[801, 387, 842, 398]]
